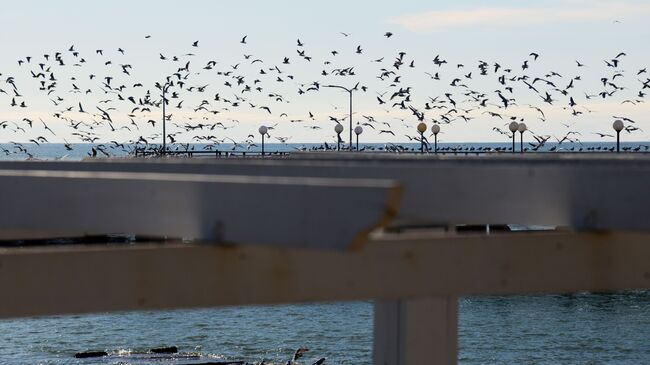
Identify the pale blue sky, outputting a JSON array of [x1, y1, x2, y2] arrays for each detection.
[[0, 0, 648, 145]]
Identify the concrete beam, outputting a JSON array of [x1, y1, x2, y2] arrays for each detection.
[[1, 231, 649, 318]]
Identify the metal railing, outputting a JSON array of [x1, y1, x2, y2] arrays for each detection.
[[132, 146, 650, 158], [133, 149, 290, 158]]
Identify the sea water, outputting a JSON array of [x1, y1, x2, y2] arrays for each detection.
[[1, 293, 649, 364]]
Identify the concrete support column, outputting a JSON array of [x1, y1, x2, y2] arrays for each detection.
[[373, 297, 458, 365]]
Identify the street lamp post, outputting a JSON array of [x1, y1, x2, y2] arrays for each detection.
[[324, 84, 357, 151], [259, 125, 268, 156], [417, 122, 427, 154], [508, 121, 519, 154], [335, 123, 344, 151], [518, 123, 527, 153], [431, 124, 440, 154], [613, 119, 624, 152], [354, 124, 363, 151]]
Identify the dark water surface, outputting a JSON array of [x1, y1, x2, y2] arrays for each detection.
[[459, 292, 650, 364], [1, 292, 649, 364]]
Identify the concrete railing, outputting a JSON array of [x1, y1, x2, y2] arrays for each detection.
[[1, 154, 649, 364]]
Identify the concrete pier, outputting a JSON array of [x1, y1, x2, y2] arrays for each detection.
[[1, 154, 650, 364]]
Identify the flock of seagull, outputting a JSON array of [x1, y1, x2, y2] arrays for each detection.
[[1, 31, 649, 157]]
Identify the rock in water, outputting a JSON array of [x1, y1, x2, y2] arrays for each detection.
[[74, 350, 108, 358], [150, 346, 178, 354], [187, 361, 247, 365]]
